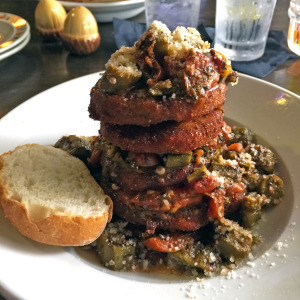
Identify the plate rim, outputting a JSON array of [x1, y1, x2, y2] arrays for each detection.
[[0, 12, 30, 55], [0, 19, 15, 44], [236, 73, 300, 99], [58, 0, 145, 8], [0, 31, 30, 61]]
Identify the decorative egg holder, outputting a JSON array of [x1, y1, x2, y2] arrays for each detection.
[[35, 0, 100, 55]]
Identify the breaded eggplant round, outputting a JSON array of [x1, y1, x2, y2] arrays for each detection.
[[100, 109, 224, 154], [89, 83, 227, 126]]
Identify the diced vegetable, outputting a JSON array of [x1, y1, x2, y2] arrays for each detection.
[[130, 187, 203, 213], [144, 234, 193, 253], [245, 144, 276, 173], [187, 166, 207, 183], [242, 170, 263, 190], [259, 174, 284, 204], [192, 173, 218, 194], [54, 135, 92, 162], [214, 218, 252, 260], [215, 51, 232, 79], [100, 69, 141, 93], [225, 182, 245, 204], [230, 127, 255, 146], [194, 149, 204, 166], [241, 192, 268, 227], [211, 156, 244, 180], [221, 63, 232, 79], [207, 188, 225, 219], [95, 221, 136, 271], [227, 143, 244, 153], [237, 153, 256, 170], [167, 243, 221, 273], [165, 152, 192, 169], [222, 146, 255, 171], [96, 234, 135, 271]]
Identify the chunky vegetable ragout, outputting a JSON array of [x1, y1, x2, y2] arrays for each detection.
[[55, 127, 283, 277]]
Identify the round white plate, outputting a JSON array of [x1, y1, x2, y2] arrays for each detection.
[[0, 12, 30, 55], [0, 73, 299, 300], [58, 0, 145, 22], [0, 31, 30, 61]]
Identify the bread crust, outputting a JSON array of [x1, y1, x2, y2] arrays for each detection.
[[0, 144, 113, 246], [0, 194, 111, 246]]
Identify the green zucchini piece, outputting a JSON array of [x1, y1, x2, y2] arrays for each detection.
[[54, 135, 92, 162], [215, 218, 253, 260], [242, 170, 263, 190], [245, 144, 276, 173], [259, 174, 284, 204], [211, 161, 243, 180], [187, 166, 207, 183], [231, 127, 255, 146], [241, 192, 268, 227], [96, 233, 135, 271], [167, 244, 221, 273], [165, 152, 192, 169]]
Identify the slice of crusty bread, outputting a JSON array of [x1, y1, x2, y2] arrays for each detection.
[[0, 144, 112, 246]]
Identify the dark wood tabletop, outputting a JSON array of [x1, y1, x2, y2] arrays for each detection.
[[0, 0, 299, 298]]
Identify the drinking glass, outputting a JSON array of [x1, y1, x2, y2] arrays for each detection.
[[145, 0, 201, 31], [214, 0, 277, 61], [287, 0, 300, 56]]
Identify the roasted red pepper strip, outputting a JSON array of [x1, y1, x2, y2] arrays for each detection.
[[144, 234, 194, 253], [194, 149, 204, 166], [227, 143, 245, 153], [207, 188, 225, 219], [192, 174, 218, 194], [221, 122, 232, 140], [129, 188, 203, 213], [226, 182, 245, 203]]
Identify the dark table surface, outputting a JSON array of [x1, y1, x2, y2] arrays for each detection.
[[0, 0, 299, 299]]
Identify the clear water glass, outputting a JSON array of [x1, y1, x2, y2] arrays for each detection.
[[145, 0, 201, 31], [214, 0, 277, 61]]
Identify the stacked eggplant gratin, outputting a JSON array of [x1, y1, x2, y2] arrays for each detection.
[[56, 22, 284, 277]]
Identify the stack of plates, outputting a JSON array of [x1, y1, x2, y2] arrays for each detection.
[[58, 0, 145, 23], [0, 12, 30, 61]]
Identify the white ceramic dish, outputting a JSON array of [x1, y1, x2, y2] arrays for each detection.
[[0, 73, 299, 300], [0, 32, 30, 61], [58, 0, 145, 22], [0, 12, 30, 54]]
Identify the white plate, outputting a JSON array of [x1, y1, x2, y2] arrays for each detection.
[[0, 31, 30, 61], [58, 0, 145, 22], [0, 73, 299, 300], [0, 12, 30, 54]]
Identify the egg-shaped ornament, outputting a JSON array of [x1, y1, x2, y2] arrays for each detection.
[[60, 6, 101, 55], [35, 0, 67, 40]]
